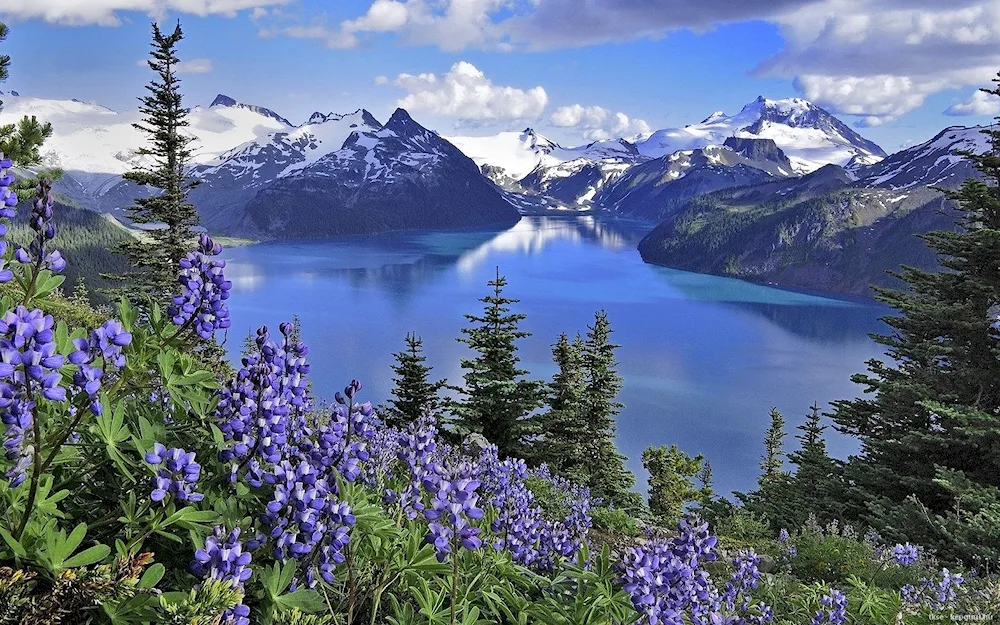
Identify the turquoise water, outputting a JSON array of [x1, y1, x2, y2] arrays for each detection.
[[221, 215, 889, 496]]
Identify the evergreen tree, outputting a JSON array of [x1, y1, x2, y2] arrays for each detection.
[[831, 72, 1000, 563], [786, 403, 842, 526], [759, 407, 787, 483], [0, 22, 55, 179], [536, 332, 587, 473], [579, 310, 641, 511], [643, 445, 706, 524], [383, 332, 445, 429], [450, 269, 544, 459], [115, 21, 200, 297]]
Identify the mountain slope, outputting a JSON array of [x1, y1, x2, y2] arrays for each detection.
[[596, 138, 795, 221], [637, 126, 993, 295], [237, 109, 520, 237], [635, 97, 886, 173]]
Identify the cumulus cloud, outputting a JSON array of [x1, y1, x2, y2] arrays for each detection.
[[261, 0, 999, 126], [945, 89, 1000, 116], [756, 0, 1000, 122], [382, 61, 547, 121], [2, 0, 293, 26], [550, 104, 650, 141]]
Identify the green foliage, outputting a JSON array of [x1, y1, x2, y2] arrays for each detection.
[[759, 407, 786, 483], [383, 332, 446, 429], [449, 269, 544, 458], [114, 21, 201, 298], [830, 72, 1000, 564], [642, 444, 709, 526], [577, 310, 641, 513], [590, 506, 639, 537], [536, 333, 587, 475], [6, 201, 133, 302]]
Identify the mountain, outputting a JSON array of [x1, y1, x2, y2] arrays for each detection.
[[634, 97, 886, 173], [218, 108, 520, 237], [595, 137, 795, 221], [637, 125, 993, 295], [445, 96, 884, 213], [446, 128, 646, 207], [0, 92, 295, 214], [2, 92, 518, 237]]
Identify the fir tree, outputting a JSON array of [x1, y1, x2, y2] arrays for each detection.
[[450, 269, 544, 459], [115, 21, 200, 297], [831, 72, 1000, 563], [579, 310, 640, 511], [536, 332, 587, 473], [759, 408, 787, 483], [786, 403, 842, 525], [643, 445, 706, 524], [383, 332, 445, 429]]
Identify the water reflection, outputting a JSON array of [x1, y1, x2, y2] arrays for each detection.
[[222, 215, 888, 495]]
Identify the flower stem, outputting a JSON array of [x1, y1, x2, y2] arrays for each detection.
[[14, 377, 40, 540], [450, 536, 460, 625]]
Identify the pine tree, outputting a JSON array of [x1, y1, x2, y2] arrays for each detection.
[[759, 408, 787, 483], [0, 22, 55, 176], [643, 445, 706, 524], [786, 403, 842, 526], [115, 21, 200, 298], [450, 269, 544, 459], [536, 332, 588, 473], [384, 332, 446, 429], [831, 72, 1000, 563], [579, 310, 640, 511]]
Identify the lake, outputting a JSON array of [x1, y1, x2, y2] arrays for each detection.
[[221, 215, 890, 497]]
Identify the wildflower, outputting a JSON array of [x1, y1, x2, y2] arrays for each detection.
[[169, 233, 232, 340], [144, 443, 203, 503]]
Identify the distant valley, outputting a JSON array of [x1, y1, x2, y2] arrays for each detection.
[[0, 89, 991, 296]]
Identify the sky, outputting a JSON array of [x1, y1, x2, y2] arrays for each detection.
[[0, 0, 998, 151]]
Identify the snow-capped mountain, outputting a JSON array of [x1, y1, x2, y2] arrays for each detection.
[[634, 96, 886, 173], [853, 125, 992, 191], [0, 92, 295, 212], [637, 124, 994, 296], [0, 91, 517, 235], [447, 128, 647, 207], [596, 137, 796, 220], [231, 108, 519, 237]]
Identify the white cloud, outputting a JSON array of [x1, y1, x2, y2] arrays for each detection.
[[945, 89, 1000, 116], [373, 75, 390, 85], [262, 0, 1000, 126], [756, 0, 1000, 121], [1, 0, 293, 26], [384, 61, 547, 121], [550, 104, 650, 140]]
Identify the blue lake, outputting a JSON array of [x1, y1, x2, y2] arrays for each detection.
[[221, 215, 889, 497]]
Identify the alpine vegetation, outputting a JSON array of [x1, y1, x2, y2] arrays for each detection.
[[1, 16, 1000, 625]]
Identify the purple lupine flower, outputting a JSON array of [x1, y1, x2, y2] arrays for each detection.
[[216, 324, 310, 485], [14, 180, 65, 274], [811, 589, 848, 625], [191, 526, 252, 625], [144, 443, 203, 503], [169, 233, 232, 340], [891, 543, 918, 567], [423, 461, 484, 562], [258, 457, 356, 587], [0, 153, 17, 283], [723, 551, 762, 613], [0, 307, 66, 485]]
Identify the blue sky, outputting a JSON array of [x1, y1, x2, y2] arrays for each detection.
[[1, 0, 998, 151]]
